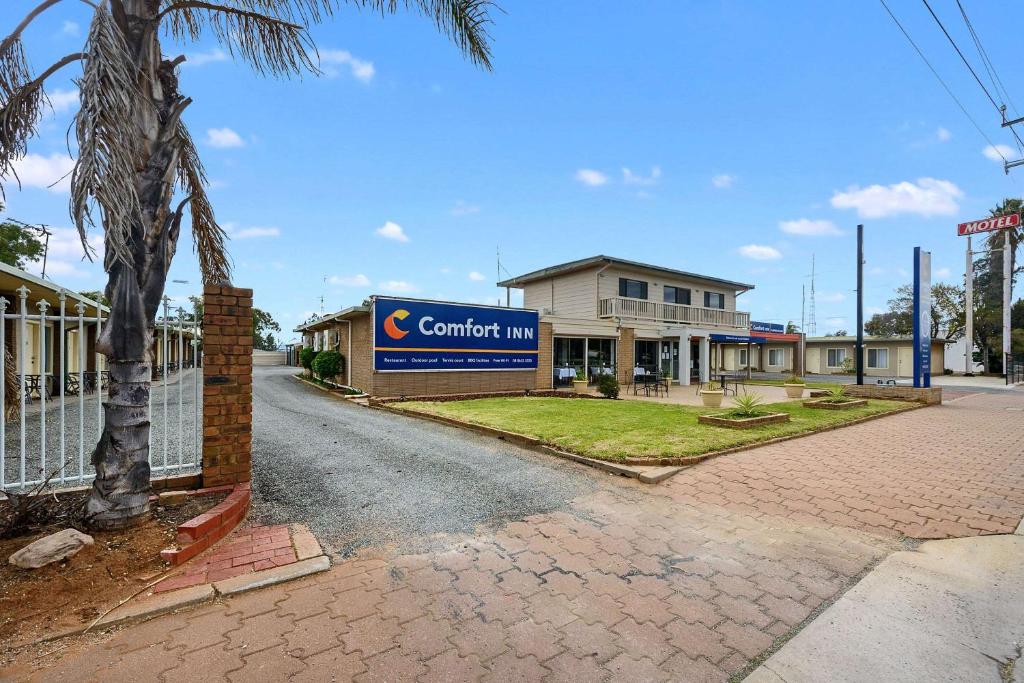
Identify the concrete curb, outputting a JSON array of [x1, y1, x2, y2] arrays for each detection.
[[290, 374, 367, 400], [214, 556, 331, 596]]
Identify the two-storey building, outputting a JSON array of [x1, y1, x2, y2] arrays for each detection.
[[497, 255, 755, 388]]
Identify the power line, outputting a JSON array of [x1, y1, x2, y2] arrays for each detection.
[[878, 0, 1011, 165], [920, 0, 1024, 152]]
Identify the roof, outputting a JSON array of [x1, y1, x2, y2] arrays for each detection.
[[805, 335, 950, 344], [293, 305, 369, 332], [496, 255, 755, 292], [0, 260, 108, 317]]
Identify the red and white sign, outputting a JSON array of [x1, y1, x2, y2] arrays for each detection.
[[957, 213, 1020, 236]]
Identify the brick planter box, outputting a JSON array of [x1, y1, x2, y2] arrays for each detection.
[[697, 413, 791, 429], [802, 399, 868, 410]]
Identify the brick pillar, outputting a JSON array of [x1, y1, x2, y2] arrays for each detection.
[[618, 327, 635, 385], [537, 321, 554, 389], [202, 284, 253, 486]]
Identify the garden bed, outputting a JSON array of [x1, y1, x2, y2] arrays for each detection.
[[0, 491, 225, 653], [802, 399, 868, 410], [394, 396, 914, 462], [697, 412, 791, 429]]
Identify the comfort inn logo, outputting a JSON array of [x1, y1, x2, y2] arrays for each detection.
[[382, 309, 410, 340]]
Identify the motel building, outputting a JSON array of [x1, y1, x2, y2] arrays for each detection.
[[296, 255, 760, 396]]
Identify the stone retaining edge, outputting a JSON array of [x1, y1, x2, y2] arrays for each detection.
[[160, 482, 251, 565]]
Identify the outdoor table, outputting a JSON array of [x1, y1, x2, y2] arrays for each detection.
[[718, 373, 743, 396], [554, 367, 576, 385]]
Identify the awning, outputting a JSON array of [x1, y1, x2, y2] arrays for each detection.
[[709, 334, 767, 344]]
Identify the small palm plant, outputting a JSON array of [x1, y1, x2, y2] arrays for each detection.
[[823, 386, 851, 403], [730, 393, 765, 418]]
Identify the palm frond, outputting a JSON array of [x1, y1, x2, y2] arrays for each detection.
[[0, 39, 44, 196], [367, 0, 494, 70], [71, 6, 143, 269], [162, 1, 317, 77], [176, 122, 231, 284]]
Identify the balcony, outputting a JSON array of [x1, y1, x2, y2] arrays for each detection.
[[599, 296, 750, 329]]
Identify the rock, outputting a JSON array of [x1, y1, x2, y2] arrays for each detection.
[[9, 529, 95, 569], [158, 490, 189, 507]]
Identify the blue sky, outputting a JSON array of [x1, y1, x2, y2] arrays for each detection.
[[4, 1, 1022, 340]]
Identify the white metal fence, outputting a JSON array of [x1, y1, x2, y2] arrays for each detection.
[[1, 287, 203, 491]]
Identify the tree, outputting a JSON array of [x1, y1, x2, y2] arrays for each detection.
[[79, 289, 110, 306], [784, 321, 798, 334], [0, 213, 44, 268], [825, 330, 848, 337], [972, 199, 1022, 372], [1, 1, 493, 529], [863, 282, 965, 339], [252, 308, 280, 351]]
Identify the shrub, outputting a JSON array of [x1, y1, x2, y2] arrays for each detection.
[[729, 393, 766, 417], [822, 385, 852, 403], [312, 351, 344, 382], [597, 373, 620, 399], [300, 348, 319, 372], [574, 367, 586, 382], [785, 374, 804, 384]]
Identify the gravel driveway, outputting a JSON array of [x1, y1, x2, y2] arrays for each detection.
[[250, 366, 601, 556]]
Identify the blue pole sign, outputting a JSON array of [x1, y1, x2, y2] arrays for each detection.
[[912, 247, 932, 388], [373, 297, 539, 372]]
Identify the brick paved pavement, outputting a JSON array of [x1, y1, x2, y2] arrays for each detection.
[[7, 391, 1024, 682]]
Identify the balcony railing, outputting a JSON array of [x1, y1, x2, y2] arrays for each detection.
[[599, 296, 750, 329]]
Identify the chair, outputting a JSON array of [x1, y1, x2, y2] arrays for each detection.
[[64, 373, 81, 396]]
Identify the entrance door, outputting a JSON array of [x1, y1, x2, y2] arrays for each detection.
[[897, 346, 913, 377], [691, 341, 701, 380], [806, 347, 820, 375], [660, 340, 679, 382]]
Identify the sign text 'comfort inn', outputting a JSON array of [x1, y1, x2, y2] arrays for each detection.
[[373, 297, 539, 372]]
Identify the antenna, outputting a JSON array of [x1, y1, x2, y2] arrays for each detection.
[[808, 254, 817, 336], [6, 218, 53, 279], [320, 275, 327, 314]]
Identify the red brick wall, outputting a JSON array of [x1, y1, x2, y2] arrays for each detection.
[[202, 284, 253, 486]]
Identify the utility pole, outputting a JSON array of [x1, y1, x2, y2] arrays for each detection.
[[800, 284, 806, 377], [965, 236, 974, 375], [1001, 107, 1024, 173], [856, 225, 864, 385], [808, 254, 817, 335]]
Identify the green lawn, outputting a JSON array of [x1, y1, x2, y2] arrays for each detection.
[[397, 396, 912, 461]]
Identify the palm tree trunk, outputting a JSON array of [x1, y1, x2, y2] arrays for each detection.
[[84, 11, 185, 529]]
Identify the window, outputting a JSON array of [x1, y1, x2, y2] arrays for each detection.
[[663, 286, 691, 305], [867, 348, 889, 369], [768, 348, 784, 367], [704, 291, 725, 309], [619, 278, 648, 300], [738, 348, 749, 367], [827, 348, 847, 368]]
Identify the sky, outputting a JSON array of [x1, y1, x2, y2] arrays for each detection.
[[3, 1, 1023, 342]]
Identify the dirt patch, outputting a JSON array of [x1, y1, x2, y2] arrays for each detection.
[[0, 492, 225, 654]]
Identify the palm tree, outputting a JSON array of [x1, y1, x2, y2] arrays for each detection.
[[0, 0, 494, 529], [977, 199, 1022, 372]]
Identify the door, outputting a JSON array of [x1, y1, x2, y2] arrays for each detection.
[[806, 347, 820, 375], [897, 346, 913, 377], [659, 341, 679, 381]]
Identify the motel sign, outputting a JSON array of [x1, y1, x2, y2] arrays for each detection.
[[957, 213, 1020, 236]]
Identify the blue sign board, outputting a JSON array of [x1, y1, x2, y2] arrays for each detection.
[[751, 321, 785, 334], [709, 334, 768, 344], [912, 247, 932, 388], [373, 297, 539, 372]]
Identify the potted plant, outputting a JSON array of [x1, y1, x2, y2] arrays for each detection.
[[572, 367, 589, 392], [783, 374, 806, 399], [698, 393, 791, 428], [700, 379, 725, 408]]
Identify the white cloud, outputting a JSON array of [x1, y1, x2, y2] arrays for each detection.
[[468, 271, 486, 281], [46, 88, 78, 114], [230, 226, 280, 239], [328, 273, 371, 287], [830, 178, 962, 218], [983, 144, 1014, 163], [22, 227, 102, 279], [575, 169, 609, 187], [621, 166, 661, 186], [936, 127, 952, 142], [819, 292, 846, 303], [934, 267, 952, 278], [712, 173, 735, 189], [379, 280, 417, 293], [825, 317, 848, 328], [779, 218, 842, 236], [451, 200, 480, 216], [60, 21, 79, 37], [738, 244, 782, 260], [320, 49, 375, 82], [184, 48, 229, 67], [375, 221, 409, 242], [205, 127, 245, 148], [10, 153, 75, 192]]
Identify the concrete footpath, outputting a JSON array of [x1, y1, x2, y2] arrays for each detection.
[[746, 526, 1024, 683]]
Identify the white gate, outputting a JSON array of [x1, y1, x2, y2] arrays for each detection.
[[1, 287, 203, 491]]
